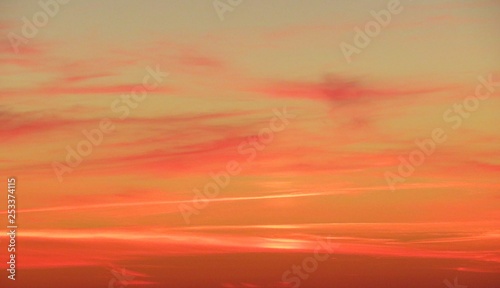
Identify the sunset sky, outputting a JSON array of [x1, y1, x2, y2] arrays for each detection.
[[1, 0, 500, 287]]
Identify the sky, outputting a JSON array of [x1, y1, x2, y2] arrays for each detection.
[[0, 0, 500, 287]]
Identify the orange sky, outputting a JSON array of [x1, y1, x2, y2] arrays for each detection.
[[1, 0, 500, 287]]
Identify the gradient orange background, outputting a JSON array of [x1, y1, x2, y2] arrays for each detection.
[[1, 0, 500, 287]]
